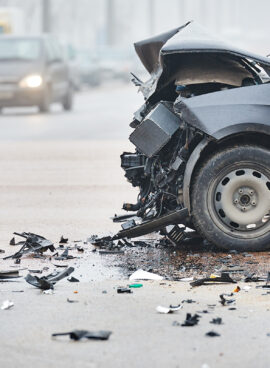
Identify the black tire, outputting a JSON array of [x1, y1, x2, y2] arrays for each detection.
[[191, 145, 270, 251], [62, 87, 73, 111], [38, 86, 50, 113]]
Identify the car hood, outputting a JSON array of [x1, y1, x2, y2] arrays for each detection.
[[0, 61, 43, 82], [134, 21, 270, 101]]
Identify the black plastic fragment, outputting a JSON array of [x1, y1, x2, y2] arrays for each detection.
[[181, 313, 200, 326], [59, 236, 68, 244], [0, 270, 21, 279], [4, 232, 55, 260], [99, 250, 125, 255], [117, 287, 132, 294], [219, 293, 235, 306], [25, 267, 74, 290], [52, 330, 112, 341], [67, 298, 79, 303], [190, 273, 236, 287], [206, 331, 220, 337], [210, 317, 223, 325], [68, 276, 79, 283]]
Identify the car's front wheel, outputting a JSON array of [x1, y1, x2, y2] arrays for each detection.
[[191, 145, 270, 251]]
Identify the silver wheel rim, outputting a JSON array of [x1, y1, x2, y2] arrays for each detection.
[[213, 167, 270, 235]]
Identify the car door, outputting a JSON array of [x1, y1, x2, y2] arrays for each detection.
[[44, 38, 69, 102]]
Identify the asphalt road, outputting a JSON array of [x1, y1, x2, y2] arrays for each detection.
[[0, 84, 270, 368]]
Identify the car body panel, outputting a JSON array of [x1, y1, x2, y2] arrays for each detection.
[[174, 83, 270, 138]]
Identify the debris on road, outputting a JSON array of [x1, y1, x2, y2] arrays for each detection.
[[59, 236, 68, 244], [210, 318, 223, 325], [0, 270, 21, 279], [190, 273, 236, 287], [129, 269, 163, 281], [67, 298, 79, 303], [205, 331, 220, 337], [181, 313, 200, 326], [219, 293, 235, 306], [117, 287, 132, 294], [233, 286, 241, 293], [25, 267, 74, 290], [52, 330, 112, 341], [68, 276, 79, 283], [4, 232, 55, 260], [1, 300, 14, 310], [129, 283, 143, 288], [156, 305, 182, 314]]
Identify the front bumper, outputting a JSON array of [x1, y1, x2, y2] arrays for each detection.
[[0, 84, 44, 107]]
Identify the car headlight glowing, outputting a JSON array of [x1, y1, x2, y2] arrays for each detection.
[[19, 74, 43, 88]]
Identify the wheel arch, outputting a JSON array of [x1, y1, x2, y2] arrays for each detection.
[[183, 129, 270, 213]]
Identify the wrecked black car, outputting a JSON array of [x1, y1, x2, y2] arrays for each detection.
[[118, 21, 270, 251]]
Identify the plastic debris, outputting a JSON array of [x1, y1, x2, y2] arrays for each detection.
[[1, 300, 14, 310], [59, 236, 68, 244], [233, 286, 241, 293], [129, 269, 163, 281], [129, 283, 143, 288], [190, 273, 236, 287], [181, 313, 200, 326], [156, 305, 182, 314], [243, 286, 251, 291], [43, 289, 53, 295], [210, 317, 223, 325], [25, 267, 74, 290], [68, 276, 80, 283], [0, 270, 21, 279], [219, 293, 235, 306], [67, 298, 79, 303], [206, 331, 220, 337], [117, 287, 132, 294], [52, 330, 112, 341], [4, 232, 55, 260]]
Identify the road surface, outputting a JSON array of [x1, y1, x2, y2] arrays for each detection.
[[0, 84, 270, 368]]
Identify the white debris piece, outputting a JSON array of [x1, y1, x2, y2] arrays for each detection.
[[1, 300, 14, 310], [243, 286, 251, 291], [129, 269, 163, 281], [43, 289, 54, 295], [156, 305, 182, 314], [179, 277, 194, 282]]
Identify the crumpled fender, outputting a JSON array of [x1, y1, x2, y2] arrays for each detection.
[[174, 83, 270, 138]]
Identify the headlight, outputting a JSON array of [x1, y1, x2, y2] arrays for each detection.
[[19, 74, 43, 88]]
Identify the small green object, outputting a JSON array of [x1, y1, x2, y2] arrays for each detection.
[[129, 283, 143, 288]]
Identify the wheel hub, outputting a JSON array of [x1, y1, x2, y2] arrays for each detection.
[[214, 168, 270, 231]]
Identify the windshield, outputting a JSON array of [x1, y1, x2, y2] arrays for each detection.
[[0, 38, 41, 61]]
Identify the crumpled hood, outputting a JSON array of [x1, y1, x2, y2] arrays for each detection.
[[134, 21, 270, 101]]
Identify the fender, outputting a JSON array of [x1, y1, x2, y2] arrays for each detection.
[[183, 138, 210, 212]]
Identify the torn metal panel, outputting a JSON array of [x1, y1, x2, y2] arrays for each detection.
[[174, 83, 270, 139]]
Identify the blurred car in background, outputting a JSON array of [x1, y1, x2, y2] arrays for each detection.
[[61, 43, 81, 91], [0, 34, 73, 112]]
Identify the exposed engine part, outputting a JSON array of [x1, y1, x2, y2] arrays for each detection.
[[129, 102, 180, 158]]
